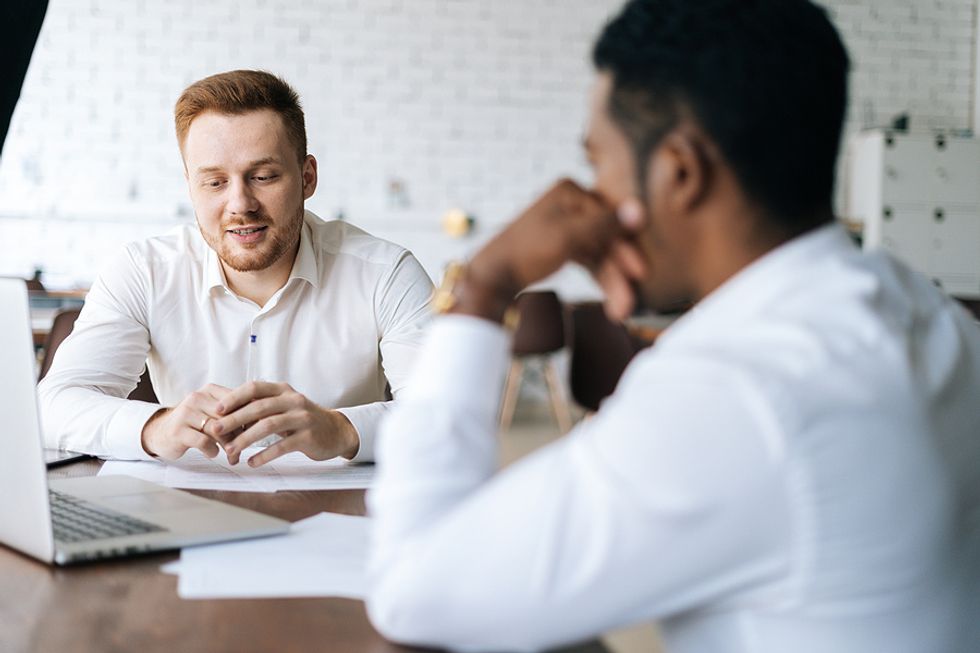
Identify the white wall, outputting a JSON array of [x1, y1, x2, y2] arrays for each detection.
[[0, 0, 976, 292], [975, 0, 980, 131]]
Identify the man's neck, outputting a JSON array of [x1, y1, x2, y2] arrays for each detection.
[[222, 241, 300, 308], [694, 206, 834, 302]]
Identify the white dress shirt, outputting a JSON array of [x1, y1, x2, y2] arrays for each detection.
[[366, 223, 980, 653], [38, 210, 433, 462]]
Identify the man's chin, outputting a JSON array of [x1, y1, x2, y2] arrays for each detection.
[[218, 247, 279, 273], [637, 285, 693, 316]]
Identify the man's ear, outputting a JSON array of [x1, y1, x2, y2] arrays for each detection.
[[645, 127, 713, 217], [302, 155, 318, 200]]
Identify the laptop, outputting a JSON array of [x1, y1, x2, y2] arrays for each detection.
[[43, 448, 90, 468], [0, 278, 290, 565]]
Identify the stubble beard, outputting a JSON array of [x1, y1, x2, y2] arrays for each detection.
[[200, 208, 304, 273]]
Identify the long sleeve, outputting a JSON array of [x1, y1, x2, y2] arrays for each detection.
[[37, 245, 161, 460], [366, 316, 791, 652], [338, 251, 433, 463]]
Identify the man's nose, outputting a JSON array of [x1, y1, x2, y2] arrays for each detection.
[[226, 179, 259, 215]]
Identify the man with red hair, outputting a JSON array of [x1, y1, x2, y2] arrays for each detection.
[[40, 70, 433, 468]]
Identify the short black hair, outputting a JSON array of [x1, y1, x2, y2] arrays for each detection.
[[593, 0, 850, 230]]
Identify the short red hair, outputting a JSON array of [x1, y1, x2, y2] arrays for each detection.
[[174, 70, 307, 163]]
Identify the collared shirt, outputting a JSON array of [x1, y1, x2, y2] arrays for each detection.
[[366, 223, 980, 653], [38, 210, 433, 462]]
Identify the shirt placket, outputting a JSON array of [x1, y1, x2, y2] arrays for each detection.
[[245, 285, 287, 385], [246, 323, 259, 384], [243, 285, 294, 449]]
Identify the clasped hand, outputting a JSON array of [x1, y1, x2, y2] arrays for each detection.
[[140, 381, 359, 467]]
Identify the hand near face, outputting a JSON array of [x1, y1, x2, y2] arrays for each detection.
[[464, 179, 646, 322], [205, 381, 360, 467], [140, 383, 232, 460]]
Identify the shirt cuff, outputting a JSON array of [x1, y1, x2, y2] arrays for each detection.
[[407, 314, 511, 411], [336, 402, 387, 464], [104, 400, 163, 461]]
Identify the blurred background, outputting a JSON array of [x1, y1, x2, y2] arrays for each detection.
[[1, 0, 977, 295], [3, 3, 978, 651]]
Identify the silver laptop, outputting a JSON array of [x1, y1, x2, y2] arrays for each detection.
[[0, 279, 289, 565], [43, 448, 90, 467]]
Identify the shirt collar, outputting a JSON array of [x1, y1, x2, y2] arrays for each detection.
[[199, 210, 320, 305], [290, 214, 320, 289], [658, 221, 856, 347]]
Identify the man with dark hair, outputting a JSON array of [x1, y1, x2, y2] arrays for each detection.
[[39, 70, 433, 467], [366, 1, 980, 651]]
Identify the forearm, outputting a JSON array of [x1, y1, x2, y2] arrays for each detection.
[[367, 321, 792, 652], [366, 321, 621, 652], [38, 373, 160, 459], [369, 316, 509, 525], [37, 247, 157, 458], [334, 401, 391, 463]]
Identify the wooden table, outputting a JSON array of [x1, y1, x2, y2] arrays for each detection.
[[0, 460, 609, 653]]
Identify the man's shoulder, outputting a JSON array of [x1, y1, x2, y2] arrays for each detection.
[[93, 224, 206, 289], [629, 244, 980, 431], [121, 222, 207, 267], [305, 212, 411, 267]]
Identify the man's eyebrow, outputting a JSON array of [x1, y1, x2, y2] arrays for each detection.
[[194, 157, 282, 176], [247, 157, 281, 167]]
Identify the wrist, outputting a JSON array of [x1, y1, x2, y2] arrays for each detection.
[[447, 257, 520, 324], [332, 410, 360, 460], [140, 407, 169, 457]]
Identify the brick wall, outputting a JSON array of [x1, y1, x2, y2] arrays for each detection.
[[0, 0, 976, 291]]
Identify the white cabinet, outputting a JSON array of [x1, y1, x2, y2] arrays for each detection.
[[848, 130, 980, 298]]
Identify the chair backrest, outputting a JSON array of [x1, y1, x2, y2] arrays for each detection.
[[38, 309, 81, 380], [957, 298, 980, 322], [511, 291, 565, 357], [38, 308, 157, 403], [567, 302, 652, 412]]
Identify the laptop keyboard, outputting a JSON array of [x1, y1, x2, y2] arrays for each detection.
[[50, 490, 167, 543]]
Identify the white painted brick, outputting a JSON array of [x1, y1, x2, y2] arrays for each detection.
[[0, 0, 975, 287]]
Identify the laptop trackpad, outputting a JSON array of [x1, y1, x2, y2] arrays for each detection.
[[101, 491, 203, 513]]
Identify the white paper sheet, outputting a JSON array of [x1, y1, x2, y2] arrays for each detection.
[[175, 512, 370, 600], [160, 561, 181, 575], [99, 446, 374, 492]]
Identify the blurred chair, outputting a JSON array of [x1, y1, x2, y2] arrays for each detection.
[[25, 275, 44, 292], [567, 302, 657, 413], [38, 308, 157, 403], [956, 297, 980, 322], [0, 273, 43, 291], [500, 291, 573, 434]]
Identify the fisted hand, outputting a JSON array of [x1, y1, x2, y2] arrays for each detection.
[[465, 179, 646, 322], [141, 381, 359, 468]]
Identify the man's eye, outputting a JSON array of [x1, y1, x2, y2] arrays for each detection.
[[253, 175, 278, 182], [205, 179, 225, 188]]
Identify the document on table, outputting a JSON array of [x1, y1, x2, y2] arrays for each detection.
[[173, 512, 370, 600], [98, 446, 375, 492]]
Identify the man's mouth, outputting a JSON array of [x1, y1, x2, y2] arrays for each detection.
[[225, 225, 269, 244]]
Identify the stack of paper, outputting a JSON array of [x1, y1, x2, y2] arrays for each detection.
[[167, 512, 370, 600], [99, 446, 374, 492]]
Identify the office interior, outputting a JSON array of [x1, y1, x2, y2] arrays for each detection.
[[1, 2, 979, 653]]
